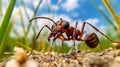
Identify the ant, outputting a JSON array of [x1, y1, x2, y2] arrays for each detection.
[[29, 17, 120, 59]]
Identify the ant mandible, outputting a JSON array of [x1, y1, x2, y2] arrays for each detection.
[[29, 17, 120, 59]]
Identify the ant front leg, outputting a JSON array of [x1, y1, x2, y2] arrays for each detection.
[[36, 25, 52, 39], [58, 35, 71, 53], [49, 32, 62, 52], [48, 33, 53, 42], [49, 32, 69, 52], [28, 25, 52, 56], [50, 31, 71, 52]]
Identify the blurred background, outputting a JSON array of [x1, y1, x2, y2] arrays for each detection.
[[0, 0, 120, 60]]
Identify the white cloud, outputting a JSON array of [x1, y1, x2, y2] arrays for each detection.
[[51, 5, 59, 11], [85, 18, 99, 25], [31, 0, 41, 8], [23, 0, 60, 12], [2, 0, 9, 8], [84, 18, 99, 34], [21, 0, 51, 10], [57, 0, 62, 4], [10, 6, 34, 37], [1, 0, 10, 16], [62, 0, 79, 12], [99, 5, 105, 10], [22, 0, 40, 7], [70, 18, 101, 38], [54, 14, 72, 22], [61, 0, 86, 12], [13, 6, 33, 24], [34, 14, 54, 31], [32, 0, 51, 8], [99, 25, 106, 33]]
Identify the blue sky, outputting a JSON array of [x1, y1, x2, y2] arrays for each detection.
[[1, 0, 120, 37], [50, 0, 103, 20], [37, 0, 103, 20], [17, 0, 120, 36], [33, 0, 120, 26]]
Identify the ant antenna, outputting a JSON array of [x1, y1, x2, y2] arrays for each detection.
[[29, 17, 57, 25], [60, 18, 63, 21], [60, 18, 64, 25]]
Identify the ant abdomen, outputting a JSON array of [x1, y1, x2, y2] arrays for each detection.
[[85, 33, 99, 48]]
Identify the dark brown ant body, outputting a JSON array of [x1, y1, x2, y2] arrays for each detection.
[[29, 17, 120, 59]]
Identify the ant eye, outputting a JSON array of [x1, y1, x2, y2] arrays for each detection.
[[63, 21, 69, 29]]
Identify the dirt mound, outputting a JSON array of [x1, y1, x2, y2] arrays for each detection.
[[30, 48, 120, 67], [1, 48, 120, 67]]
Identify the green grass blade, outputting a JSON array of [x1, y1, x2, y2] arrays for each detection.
[[21, 0, 30, 19], [17, 41, 31, 50], [27, 0, 43, 35], [90, 0, 117, 31], [20, 0, 43, 39], [102, 0, 120, 33], [32, 0, 43, 17], [0, 0, 2, 17], [0, 8, 21, 57], [20, 9, 29, 46], [0, 0, 16, 47], [110, 0, 120, 10]]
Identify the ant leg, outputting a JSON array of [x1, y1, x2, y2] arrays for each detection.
[[50, 32, 70, 52], [61, 41, 64, 53], [81, 22, 120, 54], [81, 22, 120, 43], [60, 35, 72, 53], [99, 41, 103, 51], [28, 25, 52, 56], [59, 35, 71, 53], [29, 17, 57, 25], [36, 25, 52, 39], [49, 32, 62, 52], [73, 22, 78, 59], [49, 40, 54, 52], [49, 32, 70, 53], [48, 33, 53, 42]]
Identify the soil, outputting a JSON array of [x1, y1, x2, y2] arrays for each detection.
[[1, 48, 120, 67]]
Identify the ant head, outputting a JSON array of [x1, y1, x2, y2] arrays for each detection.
[[60, 18, 70, 29], [52, 18, 70, 29], [63, 20, 69, 29]]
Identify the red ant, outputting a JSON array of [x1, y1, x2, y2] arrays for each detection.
[[29, 17, 120, 59]]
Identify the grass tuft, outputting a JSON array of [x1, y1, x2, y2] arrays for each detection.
[[0, 0, 16, 55]]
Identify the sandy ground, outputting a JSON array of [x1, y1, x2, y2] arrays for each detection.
[[30, 48, 120, 67], [1, 48, 120, 67]]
